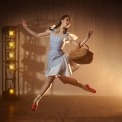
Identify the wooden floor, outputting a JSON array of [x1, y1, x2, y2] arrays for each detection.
[[0, 95, 122, 122]]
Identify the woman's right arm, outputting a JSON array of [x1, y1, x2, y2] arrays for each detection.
[[21, 19, 50, 38]]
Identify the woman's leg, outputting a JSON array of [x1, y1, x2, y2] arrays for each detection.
[[58, 76, 96, 93], [32, 76, 55, 111], [70, 60, 80, 72]]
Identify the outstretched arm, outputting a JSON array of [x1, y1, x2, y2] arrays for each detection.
[[79, 30, 93, 47], [21, 19, 50, 38], [68, 30, 93, 49]]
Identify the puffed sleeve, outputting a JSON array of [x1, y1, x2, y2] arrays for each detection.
[[65, 32, 78, 43]]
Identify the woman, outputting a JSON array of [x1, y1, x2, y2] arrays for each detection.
[[21, 15, 96, 111]]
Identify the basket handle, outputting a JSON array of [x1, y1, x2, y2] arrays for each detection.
[[78, 43, 89, 50], [84, 44, 89, 50]]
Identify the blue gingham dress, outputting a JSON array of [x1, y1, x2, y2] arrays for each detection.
[[45, 30, 73, 77]]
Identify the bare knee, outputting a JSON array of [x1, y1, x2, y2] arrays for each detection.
[[72, 64, 80, 72], [58, 76, 68, 84], [70, 60, 80, 72]]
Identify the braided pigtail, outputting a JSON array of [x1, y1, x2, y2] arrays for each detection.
[[63, 28, 68, 34], [49, 22, 61, 31]]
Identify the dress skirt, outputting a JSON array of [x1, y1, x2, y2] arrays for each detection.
[[45, 54, 72, 77]]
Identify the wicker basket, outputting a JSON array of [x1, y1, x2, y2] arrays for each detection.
[[69, 45, 93, 64]]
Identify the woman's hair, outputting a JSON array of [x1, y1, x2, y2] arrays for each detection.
[[49, 15, 70, 34]]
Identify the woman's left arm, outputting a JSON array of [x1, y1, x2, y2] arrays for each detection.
[[68, 30, 93, 49], [79, 30, 93, 47]]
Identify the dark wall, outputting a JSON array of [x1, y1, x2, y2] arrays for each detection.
[[0, 0, 122, 96]]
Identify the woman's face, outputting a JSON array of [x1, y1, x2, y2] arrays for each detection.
[[61, 17, 71, 28]]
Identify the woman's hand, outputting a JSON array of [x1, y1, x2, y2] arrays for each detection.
[[21, 19, 27, 28], [79, 30, 93, 47], [87, 30, 93, 39]]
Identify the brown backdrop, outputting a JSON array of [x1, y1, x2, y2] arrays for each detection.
[[0, 0, 122, 96]]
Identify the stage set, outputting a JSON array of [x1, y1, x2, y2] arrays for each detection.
[[0, 0, 122, 121]]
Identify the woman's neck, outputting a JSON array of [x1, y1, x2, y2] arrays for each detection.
[[57, 26, 66, 34]]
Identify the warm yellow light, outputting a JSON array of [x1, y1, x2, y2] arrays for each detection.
[[9, 88, 15, 95], [9, 64, 15, 70], [8, 42, 15, 49], [9, 52, 15, 59], [9, 30, 15, 37]]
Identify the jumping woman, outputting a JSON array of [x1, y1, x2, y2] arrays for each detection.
[[21, 15, 96, 111]]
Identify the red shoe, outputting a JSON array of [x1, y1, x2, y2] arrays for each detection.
[[83, 84, 96, 93], [32, 101, 38, 111]]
